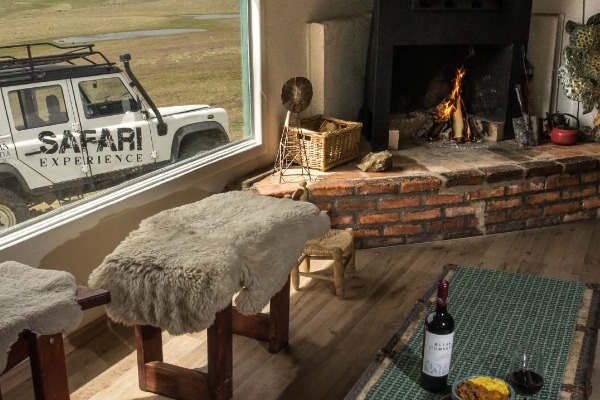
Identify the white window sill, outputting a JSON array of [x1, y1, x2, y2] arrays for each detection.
[[0, 138, 266, 252]]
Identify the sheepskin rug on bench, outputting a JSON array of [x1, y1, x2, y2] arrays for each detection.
[[0, 261, 82, 372], [89, 190, 331, 335]]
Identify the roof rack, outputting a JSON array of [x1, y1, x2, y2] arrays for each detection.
[[0, 42, 119, 85]]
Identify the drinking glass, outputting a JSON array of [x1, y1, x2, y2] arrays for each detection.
[[508, 343, 545, 396], [512, 118, 531, 149]]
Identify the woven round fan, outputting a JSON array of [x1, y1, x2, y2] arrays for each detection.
[[281, 77, 313, 113]]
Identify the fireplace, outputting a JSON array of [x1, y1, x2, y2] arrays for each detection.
[[363, 0, 534, 150]]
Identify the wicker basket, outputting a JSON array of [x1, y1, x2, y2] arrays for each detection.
[[291, 115, 362, 171]]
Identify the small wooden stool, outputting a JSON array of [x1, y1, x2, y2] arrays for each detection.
[[289, 181, 356, 299], [0, 286, 111, 400], [135, 278, 290, 400], [292, 228, 355, 298]]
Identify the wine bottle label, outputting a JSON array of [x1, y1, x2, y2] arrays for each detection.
[[422, 331, 454, 377]]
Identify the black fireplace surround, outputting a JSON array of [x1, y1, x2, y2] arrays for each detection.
[[363, 0, 534, 151]]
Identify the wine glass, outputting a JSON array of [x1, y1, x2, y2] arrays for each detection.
[[508, 343, 545, 396]]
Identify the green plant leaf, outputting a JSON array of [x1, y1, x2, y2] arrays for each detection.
[[586, 13, 600, 26]]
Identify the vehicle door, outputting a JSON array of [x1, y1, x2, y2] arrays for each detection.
[[1, 81, 84, 185], [69, 74, 155, 180]]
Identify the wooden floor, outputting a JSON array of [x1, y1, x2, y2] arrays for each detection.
[[4, 219, 600, 400]]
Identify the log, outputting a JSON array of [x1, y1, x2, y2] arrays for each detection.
[[427, 120, 449, 141], [459, 97, 472, 141], [452, 96, 464, 141]]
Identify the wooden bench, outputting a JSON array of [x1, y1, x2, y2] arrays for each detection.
[[135, 278, 290, 400], [88, 191, 331, 400], [0, 286, 111, 400]]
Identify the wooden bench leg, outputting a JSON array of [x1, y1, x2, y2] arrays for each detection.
[[135, 324, 163, 389], [291, 265, 300, 291], [135, 304, 233, 400], [232, 277, 290, 353], [25, 331, 70, 400], [268, 277, 290, 353], [207, 305, 234, 398], [0, 287, 110, 400], [134, 279, 291, 399]]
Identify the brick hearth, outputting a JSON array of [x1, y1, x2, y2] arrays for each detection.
[[253, 138, 600, 249]]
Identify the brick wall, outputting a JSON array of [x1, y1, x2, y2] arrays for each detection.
[[305, 156, 600, 249]]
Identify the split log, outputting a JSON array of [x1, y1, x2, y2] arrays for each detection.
[[459, 97, 472, 141], [427, 120, 449, 141], [452, 96, 465, 141]]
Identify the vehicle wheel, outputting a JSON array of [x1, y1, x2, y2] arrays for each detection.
[[0, 188, 30, 229], [178, 130, 230, 160]]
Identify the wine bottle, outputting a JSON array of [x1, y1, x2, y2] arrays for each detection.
[[420, 279, 455, 392]]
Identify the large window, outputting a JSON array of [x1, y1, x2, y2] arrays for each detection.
[[0, 0, 256, 232]]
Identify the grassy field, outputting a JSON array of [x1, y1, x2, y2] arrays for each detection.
[[0, 0, 245, 139]]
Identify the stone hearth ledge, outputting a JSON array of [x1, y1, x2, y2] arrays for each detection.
[[253, 140, 600, 249]]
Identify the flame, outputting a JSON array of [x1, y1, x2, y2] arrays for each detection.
[[436, 66, 466, 122]]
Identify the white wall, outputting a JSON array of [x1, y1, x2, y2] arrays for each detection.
[[260, 1, 373, 157]]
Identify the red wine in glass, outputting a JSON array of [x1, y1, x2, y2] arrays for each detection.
[[510, 368, 544, 395]]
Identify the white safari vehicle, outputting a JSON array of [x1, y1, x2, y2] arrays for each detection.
[[0, 43, 230, 228]]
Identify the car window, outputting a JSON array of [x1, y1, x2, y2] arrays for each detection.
[[79, 77, 139, 118], [8, 85, 69, 130]]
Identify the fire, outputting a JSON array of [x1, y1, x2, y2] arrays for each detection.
[[436, 66, 466, 121], [434, 66, 471, 141]]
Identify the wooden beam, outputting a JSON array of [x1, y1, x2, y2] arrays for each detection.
[[232, 311, 270, 343], [143, 361, 208, 400], [231, 277, 290, 353], [75, 286, 110, 311]]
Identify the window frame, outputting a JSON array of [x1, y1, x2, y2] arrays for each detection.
[[0, 0, 264, 250]]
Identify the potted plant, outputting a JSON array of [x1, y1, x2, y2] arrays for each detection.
[[558, 13, 600, 141]]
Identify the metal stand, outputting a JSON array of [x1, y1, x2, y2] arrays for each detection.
[[273, 111, 311, 183]]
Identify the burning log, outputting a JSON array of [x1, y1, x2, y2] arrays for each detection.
[[427, 94, 471, 141], [427, 119, 450, 141], [454, 96, 473, 141], [432, 66, 475, 142], [452, 95, 465, 141]]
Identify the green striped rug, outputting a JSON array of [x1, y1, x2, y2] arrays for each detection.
[[360, 267, 589, 400]]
